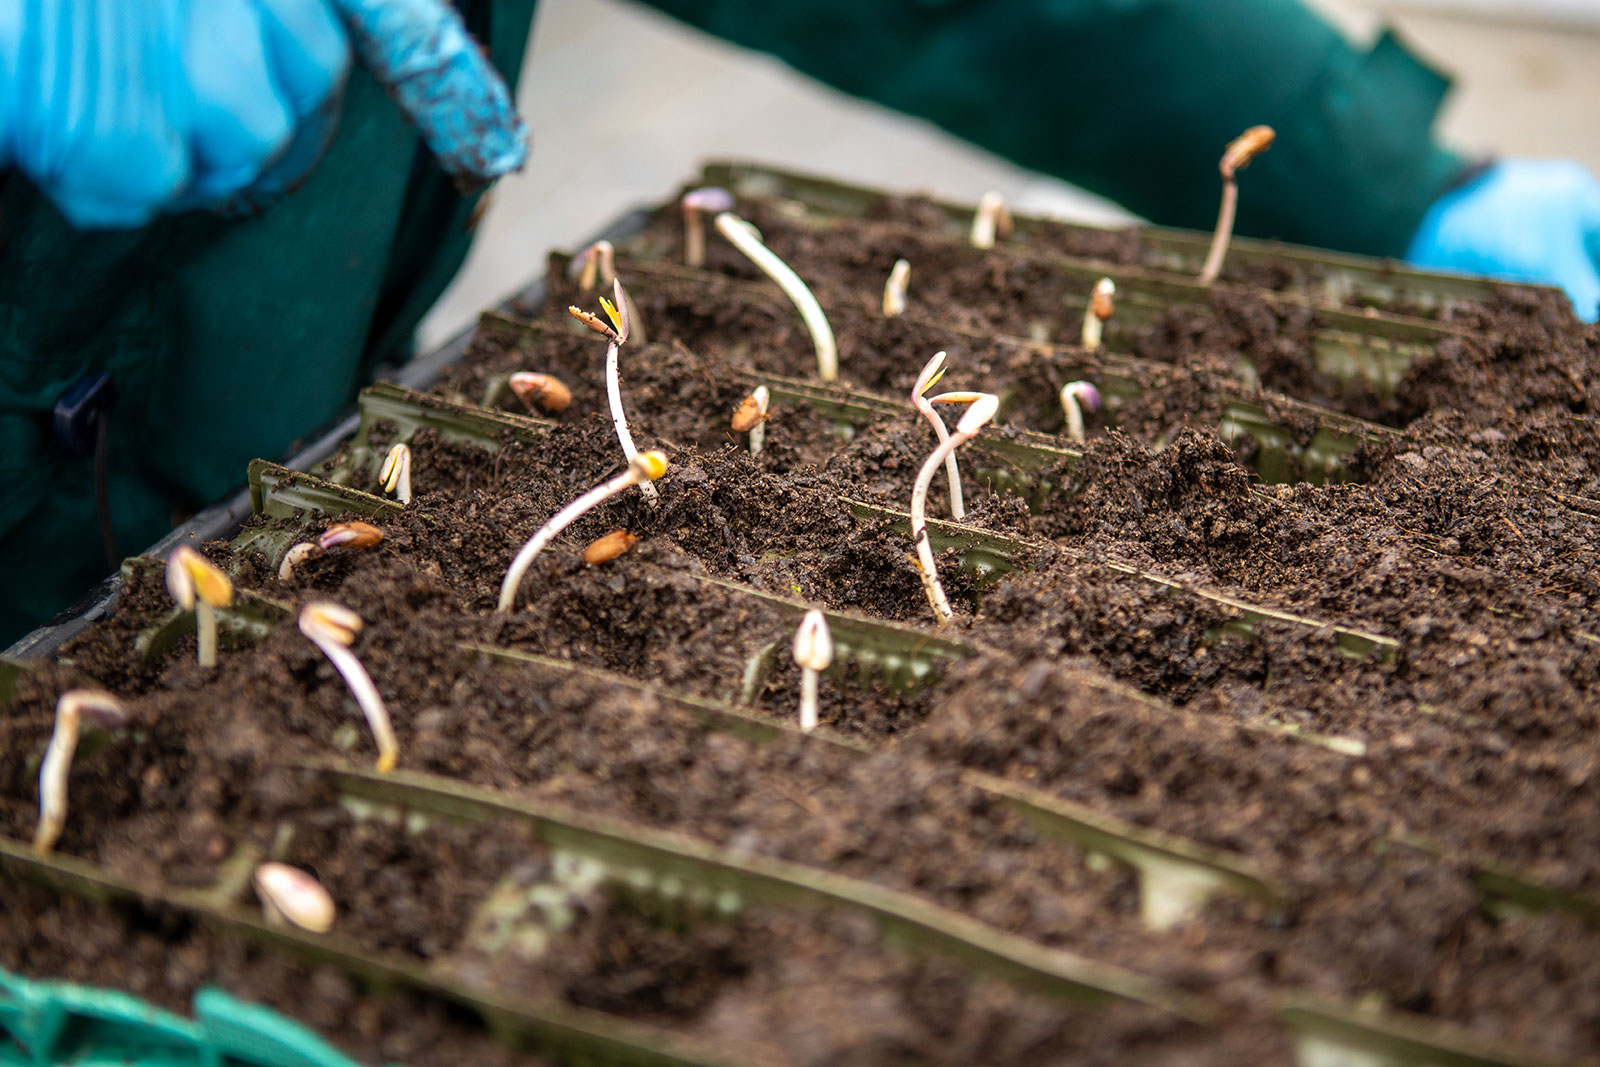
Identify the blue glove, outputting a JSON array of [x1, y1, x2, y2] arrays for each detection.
[[1406, 159, 1600, 321], [0, 0, 527, 229]]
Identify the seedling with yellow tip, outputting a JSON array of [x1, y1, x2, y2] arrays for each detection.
[[910, 351, 966, 520], [1199, 125, 1275, 285], [792, 609, 833, 733], [280, 521, 385, 580], [508, 372, 573, 414], [254, 862, 336, 933], [681, 186, 735, 268], [969, 191, 1012, 250], [379, 442, 412, 505], [166, 545, 234, 668], [570, 278, 660, 506], [731, 386, 771, 456], [1081, 278, 1115, 351], [298, 601, 398, 773], [713, 211, 839, 382], [911, 393, 1000, 623], [1059, 381, 1103, 445], [882, 258, 911, 317], [33, 689, 127, 853], [498, 451, 670, 612]]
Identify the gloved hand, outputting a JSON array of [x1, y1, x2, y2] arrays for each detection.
[[0, 0, 527, 229], [1406, 159, 1600, 321]]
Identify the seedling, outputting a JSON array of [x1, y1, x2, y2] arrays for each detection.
[[792, 609, 833, 733], [969, 191, 1012, 250], [882, 258, 911, 317], [572, 239, 615, 292], [910, 351, 966, 520], [911, 393, 1000, 623], [714, 211, 839, 382], [681, 186, 735, 268], [497, 450, 670, 612], [1060, 381, 1103, 445], [33, 689, 127, 853], [1081, 278, 1115, 352], [166, 545, 234, 668], [508, 372, 573, 414], [584, 529, 639, 565], [254, 862, 336, 933], [731, 385, 771, 456], [298, 601, 398, 773], [280, 521, 384, 580], [379, 442, 412, 505], [1198, 125, 1275, 285], [569, 278, 659, 505]]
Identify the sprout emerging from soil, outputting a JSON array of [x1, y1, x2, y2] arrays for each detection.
[[731, 386, 771, 456], [508, 372, 573, 414], [1081, 278, 1115, 352], [713, 211, 839, 382], [911, 393, 1000, 623], [280, 522, 384, 580], [33, 689, 127, 853], [298, 601, 398, 773], [379, 443, 412, 505], [792, 609, 833, 733], [572, 239, 615, 292], [569, 279, 660, 506], [254, 862, 336, 933], [910, 351, 966, 521], [882, 258, 911, 317], [681, 187, 735, 268], [584, 529, 640, 565], [969, 191, 1013, 250], [497, 451, 670, 613], [1059, 381, 1103, 445], [166, 545, 234, 668], [1198, 125, 1275, 285]]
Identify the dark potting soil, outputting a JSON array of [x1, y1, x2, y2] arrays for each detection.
[[7, 184, 1600, 1065]]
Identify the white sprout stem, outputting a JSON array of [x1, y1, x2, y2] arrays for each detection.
[[498, 469, 639, 613], [606, 341, 659, 505], [750, 421, 765, 457], [919, 406, 965, 521], [800, 668, 820, 732], [1198, 178, 1237, 285], [197, 602, 218, 668], [33, 706, 79, 852], [883, 258, 910, 317], [970, 191, 1010, 250], [1063, 393, 1086, 444], [1081, 315, 1107, 351], [911, 432, 969, 623], [714, 212, 838, 382], [307, 634, 398, 773], [685, 214, 707, 269], [912, 351, 964, 521]]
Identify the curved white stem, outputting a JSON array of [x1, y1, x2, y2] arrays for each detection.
[[1063, 394, 1086, 444], [499, 469, 639, 612], [715, 212, 838, 381], [306, 634, 397, 773], [911, 434, 967, 623], [1198, 179, 1237, 286], [606, 341, 659, 505], [912, 352, 964, 520], [33, 705, 78, 852]]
